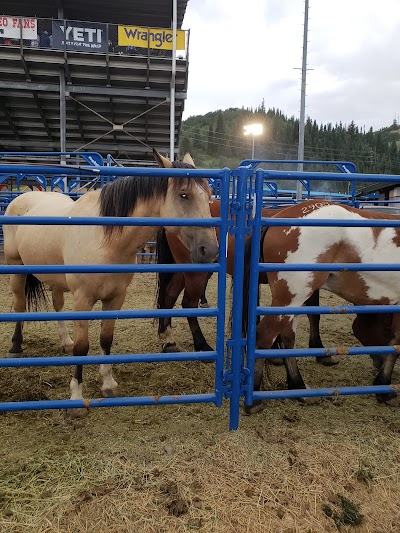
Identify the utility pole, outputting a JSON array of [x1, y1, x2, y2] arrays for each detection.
[[296, 0, 310, 200]]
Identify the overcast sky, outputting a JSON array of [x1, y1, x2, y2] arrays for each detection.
[[182, 0, 400, 131]]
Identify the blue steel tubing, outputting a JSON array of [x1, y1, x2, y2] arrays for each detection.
[[0, 394, 217, 413], [261, 169, 400, 183], [228, 166, 252, 430], [239, 160, 357, 174], [0, 216, 222, 227], [244, 168, 264, 408], [261, 218, 400, 228], [0, 264, 220, 275], [255, 345, 400, 359], [257, 304, 400, 316], [1, 351, 216, 368], [259, 263, 400, 272], [0, 308, 217, 323], [214, 168, 230, 407], [0, 164, 225, 179], [252, 385, 399, 402]]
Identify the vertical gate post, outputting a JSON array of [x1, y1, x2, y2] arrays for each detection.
[[214, 168, 231, 407], [244, 168, 264, 407], [227, 166, 251, 430]]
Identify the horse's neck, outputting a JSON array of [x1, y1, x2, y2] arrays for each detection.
[[107, 202, 161, 260]]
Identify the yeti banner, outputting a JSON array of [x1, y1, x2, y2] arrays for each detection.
[[52, 20, 107, 52]]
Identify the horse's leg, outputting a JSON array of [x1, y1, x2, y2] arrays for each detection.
[[374, 353, 400, 405], [51, 288, 74, 354], [182, 273, 213, 352], [9, 273, 27, 356], [246, 272, 331, 414], [67, 293, 95, 418], [158, 272, 185, 353], [98, 292, 126, 398], [199, 272, 213, 308], [245, 313, 293, 414], [306, 290, 338, 366]]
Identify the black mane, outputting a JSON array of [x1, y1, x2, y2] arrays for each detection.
[[99, 161, 209, 238]]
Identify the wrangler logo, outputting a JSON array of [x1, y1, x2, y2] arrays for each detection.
[[118, 25, 186, 50]]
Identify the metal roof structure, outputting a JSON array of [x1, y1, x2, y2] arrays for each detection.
[[0, 1, 190, 164], [0, 1, 188, 27]]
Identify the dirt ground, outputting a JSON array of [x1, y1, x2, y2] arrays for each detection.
[[0, 272, 400, 532]]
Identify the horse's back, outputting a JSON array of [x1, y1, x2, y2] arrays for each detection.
[[4, 192, 75, 270], [5, 191, 74, 218]]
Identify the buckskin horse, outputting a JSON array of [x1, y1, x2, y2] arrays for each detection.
[[156, 200, 337, 366], [243, 199, 400, 413], [3, 150, 218, 416]]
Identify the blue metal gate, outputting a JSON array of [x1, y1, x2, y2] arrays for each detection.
[[0, 162, 231, 416], [238, 166, 400, 429], [1, 156, 400, 429]]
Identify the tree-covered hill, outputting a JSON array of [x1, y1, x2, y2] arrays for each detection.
[[179, 103, 400, 191]]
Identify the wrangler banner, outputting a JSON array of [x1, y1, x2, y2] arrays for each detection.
[[118, 25, 186, 50]]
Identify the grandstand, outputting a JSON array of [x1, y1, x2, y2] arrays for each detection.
[[0, 1, 189, 164]]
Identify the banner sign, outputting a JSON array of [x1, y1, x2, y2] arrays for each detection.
[[0, 16, 37, 39], [118, 25, 186, 50], [52, 20, 107, 52]]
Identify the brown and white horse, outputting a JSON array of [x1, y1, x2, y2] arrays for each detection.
[[3, 151, 218, 415], [245, 199, 400, 413], [156, 201, 337, 365]]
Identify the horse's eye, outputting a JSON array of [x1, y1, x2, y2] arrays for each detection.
[[180, 193, 188, 199]]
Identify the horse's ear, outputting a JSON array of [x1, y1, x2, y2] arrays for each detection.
[[153, 149, 173, 168], [182, 153, 195, 167]]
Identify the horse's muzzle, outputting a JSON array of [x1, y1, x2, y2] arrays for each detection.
[[191, 241, 219, 264]]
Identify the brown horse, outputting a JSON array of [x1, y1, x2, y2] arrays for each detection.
[[156, 200, 337, 366], [3, 150, 218, 415], [245, 199, 400, 413]]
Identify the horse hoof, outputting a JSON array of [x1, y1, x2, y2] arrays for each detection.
[[162, 343, 179, 353], [377, 393, 400, 407], [199, 302, 210, 308], [268, 357, 284, 366], [317, 355, 339, 366], [7, 350, 24, 358], [62, 345, 74, 355], [385, 397, 400, 407], [244, 401, 265, 415], [65, 407, 89, 418], [101, 387, 120, 398]]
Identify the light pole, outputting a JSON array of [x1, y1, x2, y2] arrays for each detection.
[[244, 123, 263, 160]]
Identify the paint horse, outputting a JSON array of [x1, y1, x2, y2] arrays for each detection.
[[4, 150, 218, 415], [244, 199, 400, 413], [156, 200, 337, 366]]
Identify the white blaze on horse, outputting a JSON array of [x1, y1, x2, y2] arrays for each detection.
[[3, 151, 218, 416], [245, 199, 400, 413]]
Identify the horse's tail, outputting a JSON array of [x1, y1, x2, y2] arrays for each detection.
[[242, 228, 268, 336], [155, 229, 176, 311], [25, 274, 48, 311]]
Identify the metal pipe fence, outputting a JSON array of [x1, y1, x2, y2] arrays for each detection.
[[0, 158, 400, 428]]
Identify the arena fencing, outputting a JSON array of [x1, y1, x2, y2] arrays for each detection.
[[0, 159, 400, 429]]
